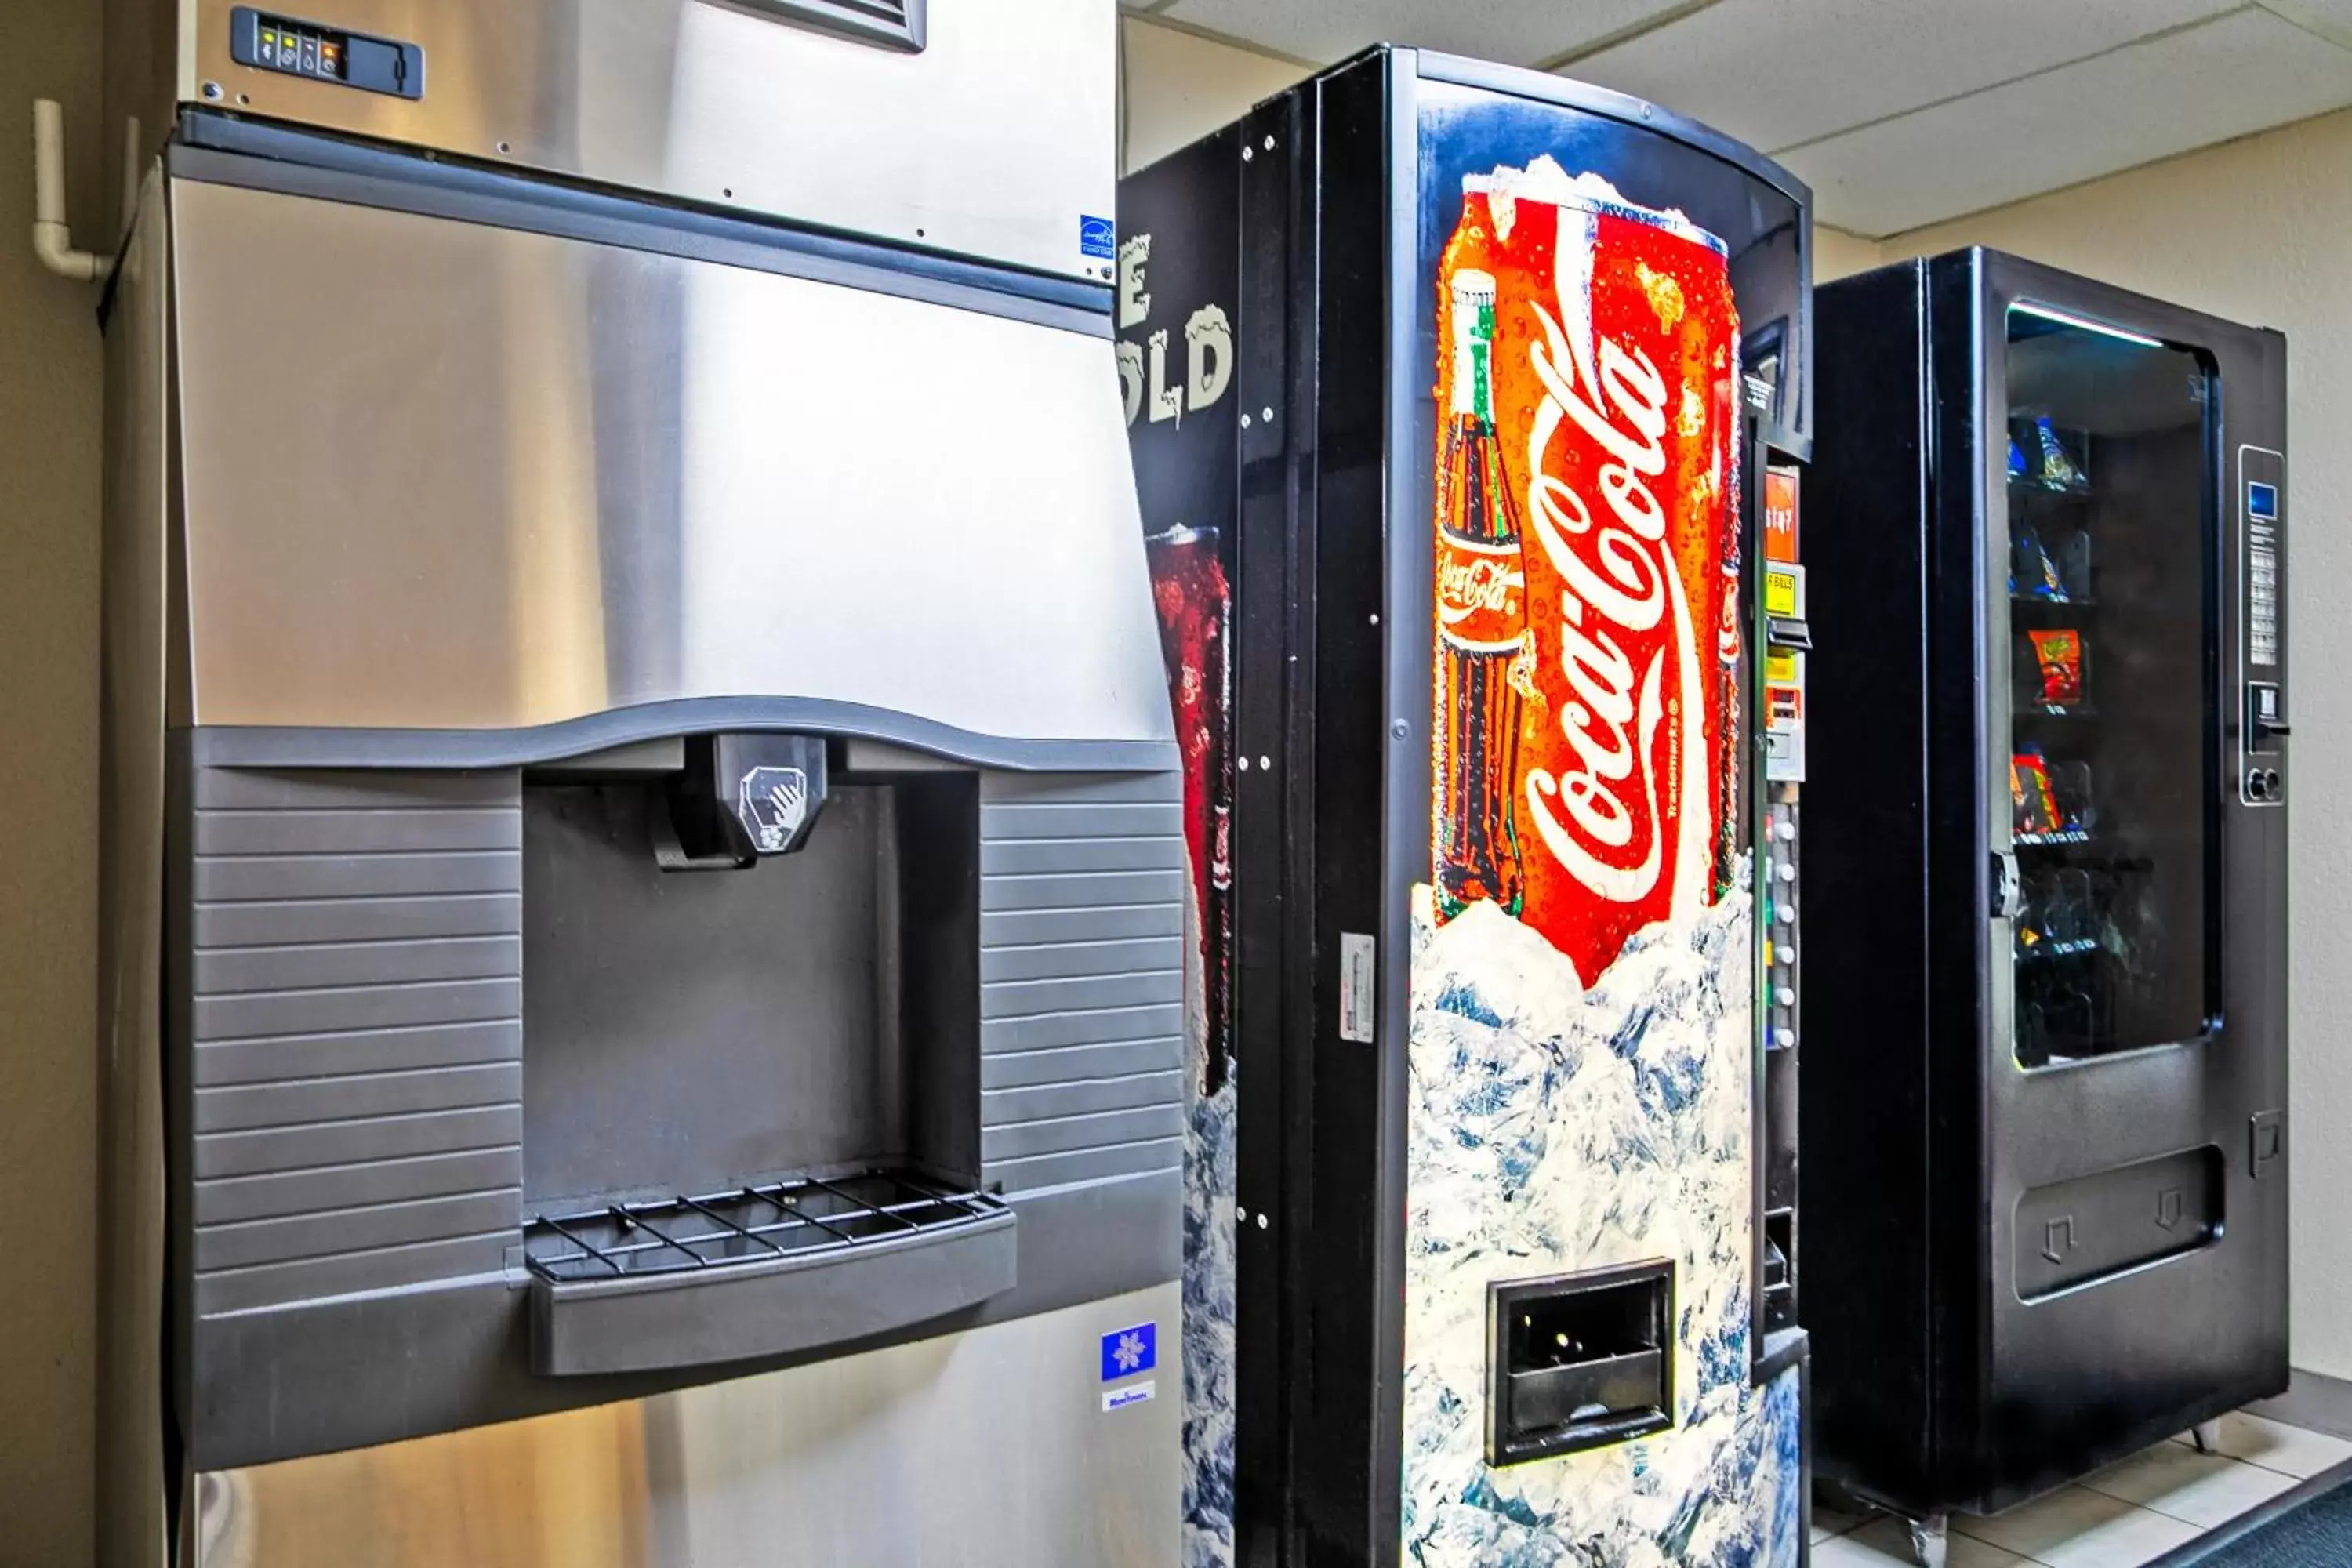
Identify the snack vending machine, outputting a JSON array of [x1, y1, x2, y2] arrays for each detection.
[[1802, 252, 2289, 1563], [1120, 47, 1819, 1566]]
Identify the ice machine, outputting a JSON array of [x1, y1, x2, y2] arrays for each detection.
[[1802, 251, 2289, 1563], [93, 2, 1184, 1565], [1120, 48, 1821, 1566]]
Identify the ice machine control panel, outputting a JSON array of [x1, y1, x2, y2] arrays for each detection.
[[2240, 446, 2286, 806], [228, 6, 423, 99]]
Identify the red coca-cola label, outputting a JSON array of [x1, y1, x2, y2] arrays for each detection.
[[1436, 534, 1527, 652], [1145, 524, 1233, 1090], [1432, 162, 1740, 985]]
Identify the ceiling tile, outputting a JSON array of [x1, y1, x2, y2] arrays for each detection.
[[1154, 0, 1696, 69], [2261, 0, 2352, 48], [1564, 0, 2238, 154], [1778, 6, 2352, 236]]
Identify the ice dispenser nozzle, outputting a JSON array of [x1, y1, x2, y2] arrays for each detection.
[[655, 733, 829, 869]]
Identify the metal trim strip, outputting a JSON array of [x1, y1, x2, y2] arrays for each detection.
[[1375, 45, 1421, 1556], [187, 701, 1181, 775], [166, 111, 1115, 339]]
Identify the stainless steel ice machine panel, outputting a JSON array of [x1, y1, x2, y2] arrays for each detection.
[[94, 30, 1180, 1566], [165, 173, 1166, 739], [106, 0, 1121, 279]]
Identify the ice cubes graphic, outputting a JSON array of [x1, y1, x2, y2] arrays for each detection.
[[1400, 873, 1800, 1567]]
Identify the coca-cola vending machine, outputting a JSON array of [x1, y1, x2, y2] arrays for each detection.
[[1802, 253, 2290, 1563], [1120, 48, 1819, 1566]]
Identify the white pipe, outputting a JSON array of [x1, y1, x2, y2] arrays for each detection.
[[32, 98, 104, 283], [119, 115, 143, 241]]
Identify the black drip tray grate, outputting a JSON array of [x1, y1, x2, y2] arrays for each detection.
[[524, 1170, 1005, 1284]]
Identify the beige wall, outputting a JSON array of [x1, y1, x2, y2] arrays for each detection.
[[1121, 17, 1312, 174], [1881, 107, 2352, 1380], [1813, 222, 1884, 282], [0, 0, 103, 1563]]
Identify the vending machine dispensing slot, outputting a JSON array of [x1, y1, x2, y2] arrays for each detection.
[[1486, 1263, 1676, 1466]]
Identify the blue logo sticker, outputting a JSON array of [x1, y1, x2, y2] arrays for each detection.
[[1100, 1321, 1156, 1381], [1080, 215, 1116, 261]]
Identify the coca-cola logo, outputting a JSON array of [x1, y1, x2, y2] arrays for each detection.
[[1436, 539, 1525, 648], [1516, 298, 1701, 907]]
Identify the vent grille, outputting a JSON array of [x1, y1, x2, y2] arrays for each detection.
[[185, 766, 523, 1316], [978, 772, 1186, 1193], [745, 0, 926, 53]]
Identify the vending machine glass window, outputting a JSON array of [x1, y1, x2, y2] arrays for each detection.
[[2001, 305, 2216, 1066]]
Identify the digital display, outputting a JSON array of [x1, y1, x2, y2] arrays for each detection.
[[2249, 481, 2279, 521]]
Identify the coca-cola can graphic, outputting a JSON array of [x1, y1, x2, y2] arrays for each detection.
[[1431, 157, 1741, 986], [1145, 523, 1234, 1091]]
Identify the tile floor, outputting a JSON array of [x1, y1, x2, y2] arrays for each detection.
[[1812, 1412, 2352, 1567]]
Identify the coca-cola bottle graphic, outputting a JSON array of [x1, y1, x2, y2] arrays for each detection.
[[1434, 269, 1530, 920], [1143, 524, 1233, 1094], [1431, 162, 1740, 984]]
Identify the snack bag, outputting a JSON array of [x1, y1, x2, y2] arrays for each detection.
[[2013, 522, 2064, 601], [2029, 628, 2084, 706], [2012, 749, 2062, 837], [2034, 416, 2087, 492]]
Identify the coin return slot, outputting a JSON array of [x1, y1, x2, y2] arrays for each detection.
[[1486, 1261, 1674, 1465], [1762, 1208, 1794, 1296]]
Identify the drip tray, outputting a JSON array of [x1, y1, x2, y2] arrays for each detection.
[[521, 1171, 1017, 1377]]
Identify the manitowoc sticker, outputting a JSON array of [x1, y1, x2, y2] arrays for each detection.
[[1102, 1379, 1157, 1413], [1099, 1323, 1157, 1411]]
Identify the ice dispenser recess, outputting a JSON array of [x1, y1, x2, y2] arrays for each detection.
[[518, 735, 1013, 1376], [1486, 1261, 1675, 1465]]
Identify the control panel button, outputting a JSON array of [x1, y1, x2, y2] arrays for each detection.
[[229, 5, 423, 99]]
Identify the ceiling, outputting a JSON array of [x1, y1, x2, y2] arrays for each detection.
[[1120, 0, 2352, 236]]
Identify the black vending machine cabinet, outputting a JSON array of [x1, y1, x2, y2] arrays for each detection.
[[1121, 46, 1821, 1568], [1803, 251, 2289, 1533]]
